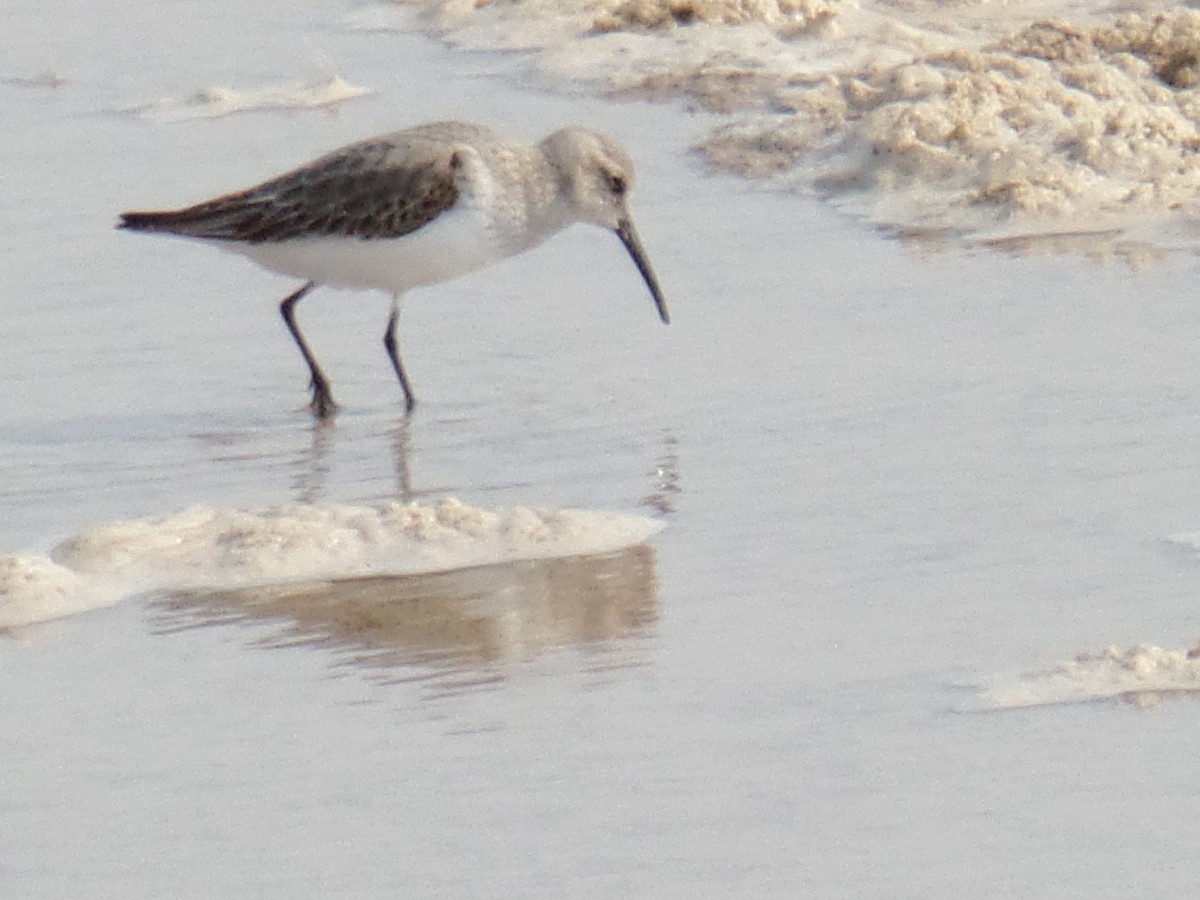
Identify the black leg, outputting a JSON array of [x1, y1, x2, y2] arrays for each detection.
[[279, 281, 336, 418], [383, 298, 416, 413]]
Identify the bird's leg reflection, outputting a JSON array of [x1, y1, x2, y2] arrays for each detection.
[[289, 416, 422, 504], [642, 428, 681, 515], [392, 417, 414, 503], [291, 417, 335, 504]]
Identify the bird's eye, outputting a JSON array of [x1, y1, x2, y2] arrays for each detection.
[[606, 172, 627, 196]]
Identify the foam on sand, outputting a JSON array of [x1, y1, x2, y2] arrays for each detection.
[[980, 644, 1200, 710], [703, 11, 1200, 243], [391, 0, 1200, 248], [0, 498, 663, 630], [0, 556, 111, 632], [130, 72, 369, 122]]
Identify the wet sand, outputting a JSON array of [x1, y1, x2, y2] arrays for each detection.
[[6, 0, 1200, 896]]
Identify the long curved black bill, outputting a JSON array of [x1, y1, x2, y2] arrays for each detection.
[[616, 218, 670, 325]]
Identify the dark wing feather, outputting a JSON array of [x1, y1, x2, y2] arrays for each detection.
[[119, 138, 460, 243]]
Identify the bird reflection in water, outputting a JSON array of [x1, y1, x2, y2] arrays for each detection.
[[186, 419, 677, 693], [291, 416, 436, 505]]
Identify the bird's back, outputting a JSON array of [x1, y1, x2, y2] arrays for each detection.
[[118, 125, 484, 244]]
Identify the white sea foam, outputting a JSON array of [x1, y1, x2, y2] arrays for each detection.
[[391, 0, 1200, 247], [131, 72, 369, 122], [2, 71, 66, 89], [0, 556, 113, 631], [1166, 529, 1200, 556], [0, 498, 662, 630], [980, 644, 1200, 710]]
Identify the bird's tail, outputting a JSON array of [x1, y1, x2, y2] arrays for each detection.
[[116, 200, 261, 239], [118, 210, 179, 232]]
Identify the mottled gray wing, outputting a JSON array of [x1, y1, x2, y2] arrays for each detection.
[[120, 138, 460, 243]]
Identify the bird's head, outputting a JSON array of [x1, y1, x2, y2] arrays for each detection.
[[540, 127, 670, 324]]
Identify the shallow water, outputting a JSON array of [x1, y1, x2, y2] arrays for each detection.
[[6, 0, 1200, 896]]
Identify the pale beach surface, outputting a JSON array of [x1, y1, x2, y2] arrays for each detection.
[[5, 0, 1200, 896]]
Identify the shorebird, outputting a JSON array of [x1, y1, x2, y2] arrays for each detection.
[[119, 121, 670, 417]]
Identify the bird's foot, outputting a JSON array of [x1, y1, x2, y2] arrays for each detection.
[[310, 396, 337, 419], [308, 378, 337, 419]]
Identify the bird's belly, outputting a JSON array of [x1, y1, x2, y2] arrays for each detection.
[[226, 206, 503, 294]]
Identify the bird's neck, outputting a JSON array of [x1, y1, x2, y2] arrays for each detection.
[[490, 147, 575, 253]]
